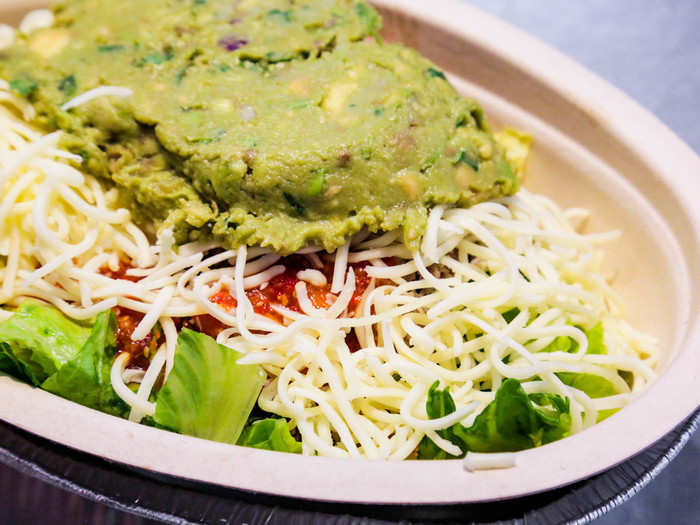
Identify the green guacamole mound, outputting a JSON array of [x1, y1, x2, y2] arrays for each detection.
[[0, 0, 518, 253]]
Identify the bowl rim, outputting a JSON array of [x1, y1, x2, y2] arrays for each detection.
[[0, 0, 699, 505]]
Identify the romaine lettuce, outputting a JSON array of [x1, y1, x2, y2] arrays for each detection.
[[583, 322, 606, 355], [0, 302, 91, 385], [539, 322, 618, 418], [154, 329, 266, 444], [237, 418, 302, 453], [555, 372, 616, 399], [42, 310, 129, 417], [541, 321, 607, 355], [555, 372, 618, 423], [418, 378, 571, 459]]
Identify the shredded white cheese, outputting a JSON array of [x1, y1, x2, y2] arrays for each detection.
[[131, 285, 174, 341], [129, 346, 167, 423], [463, 452, 517, 472], [297, 269, 327, 287], [331, 240, 350, 293]]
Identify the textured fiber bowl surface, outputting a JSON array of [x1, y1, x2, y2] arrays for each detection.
[[0, 0, 699, 505]]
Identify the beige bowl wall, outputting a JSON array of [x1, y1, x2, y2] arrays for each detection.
[[1, 0, 699, 505]]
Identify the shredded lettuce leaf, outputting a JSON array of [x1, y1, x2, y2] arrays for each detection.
[[540, 322, 617, 419], [417, 379, 571, 459], [584, 322, 606, 355], [541, 335, 576, 353], [154, 329, 266, 444], [0, 352, 21, 380], [555, 372, 618, 422], [237, 418, 302, 453], [419, 323, 612, 458], [556, 372, 616, 399], [0, 302, 91, 385], [500, 307, 520, 323], [541, 322, 607, 355], [42, 310, 129, 417]]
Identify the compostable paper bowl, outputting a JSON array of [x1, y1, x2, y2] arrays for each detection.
[[1, 0, 699, 505]]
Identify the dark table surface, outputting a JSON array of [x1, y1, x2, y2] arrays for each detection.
[[1, 1, 699, 524]]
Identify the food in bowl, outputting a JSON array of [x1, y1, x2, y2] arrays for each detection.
[[0, 0, 657, 460]]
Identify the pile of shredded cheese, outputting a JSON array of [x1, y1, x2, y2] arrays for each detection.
[[0, 82, 658, 459]]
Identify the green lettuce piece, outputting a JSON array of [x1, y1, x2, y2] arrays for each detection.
[[556, 372, 616, 399], [501, 307, 520, 323], [452, 380, 570, 452], [584, 322, 606, 354], [0, 302, 91, 385], [536, 322, 615, 421], [416, 383, 459, 459], [0, 352, 22, 379], [426, 380, 457, 419], [417, 433, 454, 460], [417, 379, 571, 459], [42, 310, 129, 417], [154, 329, 266, 444], [541, 335, 575, 353], [527, 392, 572, 444], [237, 418, 302, 453], [540, 322, 606, 355], [555, 371, 618, 423]]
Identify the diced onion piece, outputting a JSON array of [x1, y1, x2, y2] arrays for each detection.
[[240, 105, 256, 122], [19, 9, 54, 35]]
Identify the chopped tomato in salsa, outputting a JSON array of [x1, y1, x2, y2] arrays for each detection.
[[208, 255, 375, 351], [100, 264, 160, 369], [102, 255, 379, 359], [209, 256, 373, 322], [113, 307, 160, 370]]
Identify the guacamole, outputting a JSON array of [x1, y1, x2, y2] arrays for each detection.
[[0, 0, 518, 253]]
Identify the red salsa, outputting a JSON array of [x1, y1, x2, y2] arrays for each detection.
[[209, 256, 373, 322], [102, 255, 379, 361], [113, 307, 161, 370]]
